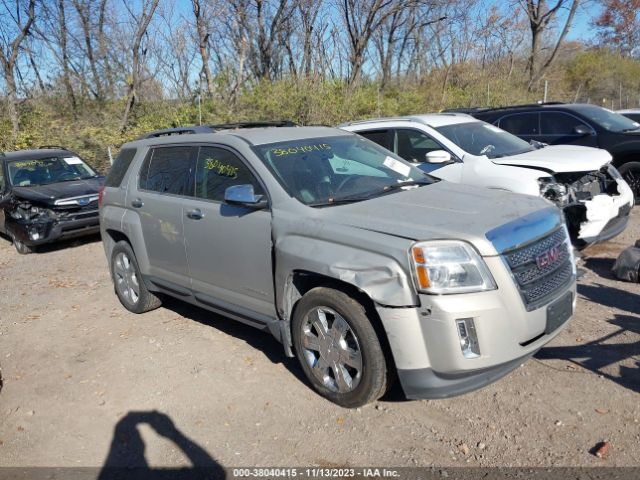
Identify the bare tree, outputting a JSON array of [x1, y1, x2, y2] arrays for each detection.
[[0, 0, 36, 144], [58, 0, 77, 110], [339, 0, 428, 85], [120, 0, 160, 132], [522, 0, 580, 90], [192, 0, 214, 95], [71, 0, 109, 100]]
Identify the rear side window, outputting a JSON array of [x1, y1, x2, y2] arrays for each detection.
[[105, 148, 137, 187], [139, 146, 195, 195], [358, 129, 393, 151], [499, 113, 539, 135], [195, 147, 263, 202], [0, 163, 5, 191]]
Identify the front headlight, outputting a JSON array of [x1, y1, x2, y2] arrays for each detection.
[[607, 164, 623, 181], [410, 240, 497, 294], [538, 177, 569, 205]]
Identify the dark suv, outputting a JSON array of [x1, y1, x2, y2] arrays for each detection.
[[457, 103, 640, 204], [0, 147, 103, 253]]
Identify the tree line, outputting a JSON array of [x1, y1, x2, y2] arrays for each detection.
[[1, 0, 639, 155]]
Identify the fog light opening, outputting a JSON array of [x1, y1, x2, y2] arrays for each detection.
[[456, 318, 480, 359]]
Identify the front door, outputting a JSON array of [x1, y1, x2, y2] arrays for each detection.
[[393, 128, 463, 182], [538, 112, 598, 147], [182, 145, 275, 320]]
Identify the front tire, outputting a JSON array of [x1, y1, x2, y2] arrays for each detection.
[[110, 241, 161, 314], [291, 287, 389, 408], [11, 234, 34, 254], [618, 161, 640, 205]]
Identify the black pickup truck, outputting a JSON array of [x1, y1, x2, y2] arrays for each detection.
[[0, 148, 104, 253]]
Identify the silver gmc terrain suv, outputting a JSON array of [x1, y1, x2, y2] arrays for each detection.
[[99, 123, 577, 407]]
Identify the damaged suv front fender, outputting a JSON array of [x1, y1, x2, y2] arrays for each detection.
[[273, 220, 418, 324]]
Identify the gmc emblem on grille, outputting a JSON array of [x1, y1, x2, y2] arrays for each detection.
[[536, 244, 562, 269]]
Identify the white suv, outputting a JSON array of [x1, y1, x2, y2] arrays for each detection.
[[341, 114, 634, 246]]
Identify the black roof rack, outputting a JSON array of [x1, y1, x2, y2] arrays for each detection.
[[442, 107, 491, 114], [444, 102, 567, 114], [208, 120, 297, 130], [138, 121, 297, 140], [38, 145, 68, 150], [138, 126, 214, 140]]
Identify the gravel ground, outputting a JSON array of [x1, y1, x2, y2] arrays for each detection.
[[0, 209, 638, 469]]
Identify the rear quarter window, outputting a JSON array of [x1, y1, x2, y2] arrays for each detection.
[[105, 148, 137, 187]]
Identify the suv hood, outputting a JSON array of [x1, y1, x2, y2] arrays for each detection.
[[492, 145, 611, 173], [11, 177, 104, 207], [321, 181, 561, 256]]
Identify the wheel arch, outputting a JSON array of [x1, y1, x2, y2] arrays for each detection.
[[281, 270, 395, 370]]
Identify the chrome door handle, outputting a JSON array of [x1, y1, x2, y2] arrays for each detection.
[[131, 198, 144, 208], [186, 208, 204, 220]]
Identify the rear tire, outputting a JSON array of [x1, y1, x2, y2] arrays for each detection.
[[618, 161, 640, 205], [291, 287, 389, 408], [110, 240, 161, 313]]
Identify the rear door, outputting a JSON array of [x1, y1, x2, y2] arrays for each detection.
[[133, 145, 196, 288], [182, 145, 275, 320], [497, 112, 540, 143]]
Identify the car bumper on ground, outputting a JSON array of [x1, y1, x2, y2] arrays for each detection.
[[8, 211, 100, 247], [376, 280, 577, 400]]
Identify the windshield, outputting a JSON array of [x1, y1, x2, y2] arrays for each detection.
[[253, 135, 434, 206], [436, 122, 534, 158], [8, 156, 98, 187], [572, 105, 640, 132]]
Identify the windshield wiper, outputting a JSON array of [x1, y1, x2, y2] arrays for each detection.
[[620, 127, 640, 133], [308, 180, 431, 207], [308, 196, 375, 207], [379, 180, 431, 192]]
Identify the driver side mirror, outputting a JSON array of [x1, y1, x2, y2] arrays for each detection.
[[573, 125, 593, 136], [425, 150, 452, 164], [224, 184, 268, 209]]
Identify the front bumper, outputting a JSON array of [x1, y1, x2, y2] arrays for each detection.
[[376, 258, 576, 399], [576, 180, 634, 244], [397, 352, 534, 400], [8, 210, 100, 246]]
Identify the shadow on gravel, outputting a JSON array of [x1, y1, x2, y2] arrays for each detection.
[[162, 298, 413, 404], [98, 410, 225, 480], [0, 231, 101, 254], [536, 313, 640, 394], [578, 282, 640, 315], [582, 257, 617, 280], [161, 297, 308, 387]]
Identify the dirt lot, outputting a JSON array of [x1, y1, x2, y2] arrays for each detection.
[[0, 210, 638, 470]]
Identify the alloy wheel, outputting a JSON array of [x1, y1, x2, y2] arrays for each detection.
[[300, 307, 363, 393], [114, 252, 140, 305]]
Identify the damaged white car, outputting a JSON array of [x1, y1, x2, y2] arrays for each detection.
[[341, 114, 634, 246]]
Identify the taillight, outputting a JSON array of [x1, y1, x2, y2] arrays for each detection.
[[98, 186, 105, 207]]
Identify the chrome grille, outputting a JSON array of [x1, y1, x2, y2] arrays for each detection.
[[502, 228, 574, 310], [505, 228, 566, 269]]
